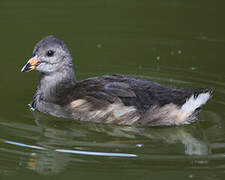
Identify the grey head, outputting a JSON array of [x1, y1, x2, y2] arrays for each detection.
[[21, 36, 74, 74]]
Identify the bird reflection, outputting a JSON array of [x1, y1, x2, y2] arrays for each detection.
[[25, 111, 211, 175], [27, 151, 69, 176]]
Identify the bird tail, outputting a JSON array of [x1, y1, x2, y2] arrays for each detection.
[[181, 88, 213, 115]]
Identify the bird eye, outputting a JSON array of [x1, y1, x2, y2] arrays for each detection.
[[46, 50, 54, 57]]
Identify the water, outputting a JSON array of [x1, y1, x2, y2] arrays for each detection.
[[0, 0, 225, 179]]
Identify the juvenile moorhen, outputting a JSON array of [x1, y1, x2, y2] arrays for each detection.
[[21, 36, 213, 126]]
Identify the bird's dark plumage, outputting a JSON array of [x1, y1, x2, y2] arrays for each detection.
[[21, 36, 213, 126]]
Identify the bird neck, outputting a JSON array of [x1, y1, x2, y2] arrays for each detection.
[[33, 68, 76, 105]]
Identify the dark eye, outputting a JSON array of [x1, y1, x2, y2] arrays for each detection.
[[46, 50, 54, 57]]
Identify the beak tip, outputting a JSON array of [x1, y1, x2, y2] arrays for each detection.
[[21, 67, 25, 72], [21, 62, 31, 72], [21, 55, 39, 73]]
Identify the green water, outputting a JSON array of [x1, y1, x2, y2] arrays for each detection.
[[0, 0, 225, 179]]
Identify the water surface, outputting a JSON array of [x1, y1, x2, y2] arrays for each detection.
[[0, 0, 225, 179]]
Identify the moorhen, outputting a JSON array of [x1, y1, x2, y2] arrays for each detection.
[[21, 36, 213, 126]]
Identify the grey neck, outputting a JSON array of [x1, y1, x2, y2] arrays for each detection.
[[33, 67, 76, 106]]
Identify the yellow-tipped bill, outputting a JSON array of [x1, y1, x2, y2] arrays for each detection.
[[21, 55, 39, 72]]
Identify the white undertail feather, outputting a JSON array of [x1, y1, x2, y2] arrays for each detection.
[[181, 92, 211, 114]]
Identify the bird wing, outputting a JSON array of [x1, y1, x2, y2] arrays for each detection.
[[70, 74, 205, 113]]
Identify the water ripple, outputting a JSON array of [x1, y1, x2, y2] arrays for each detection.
[[1, 139, 137, 158]]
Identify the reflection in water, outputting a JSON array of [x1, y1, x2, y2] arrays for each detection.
[[27, 150, 70, 176], [0, 109, 215, 176], [182, 135, 210, 155]]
